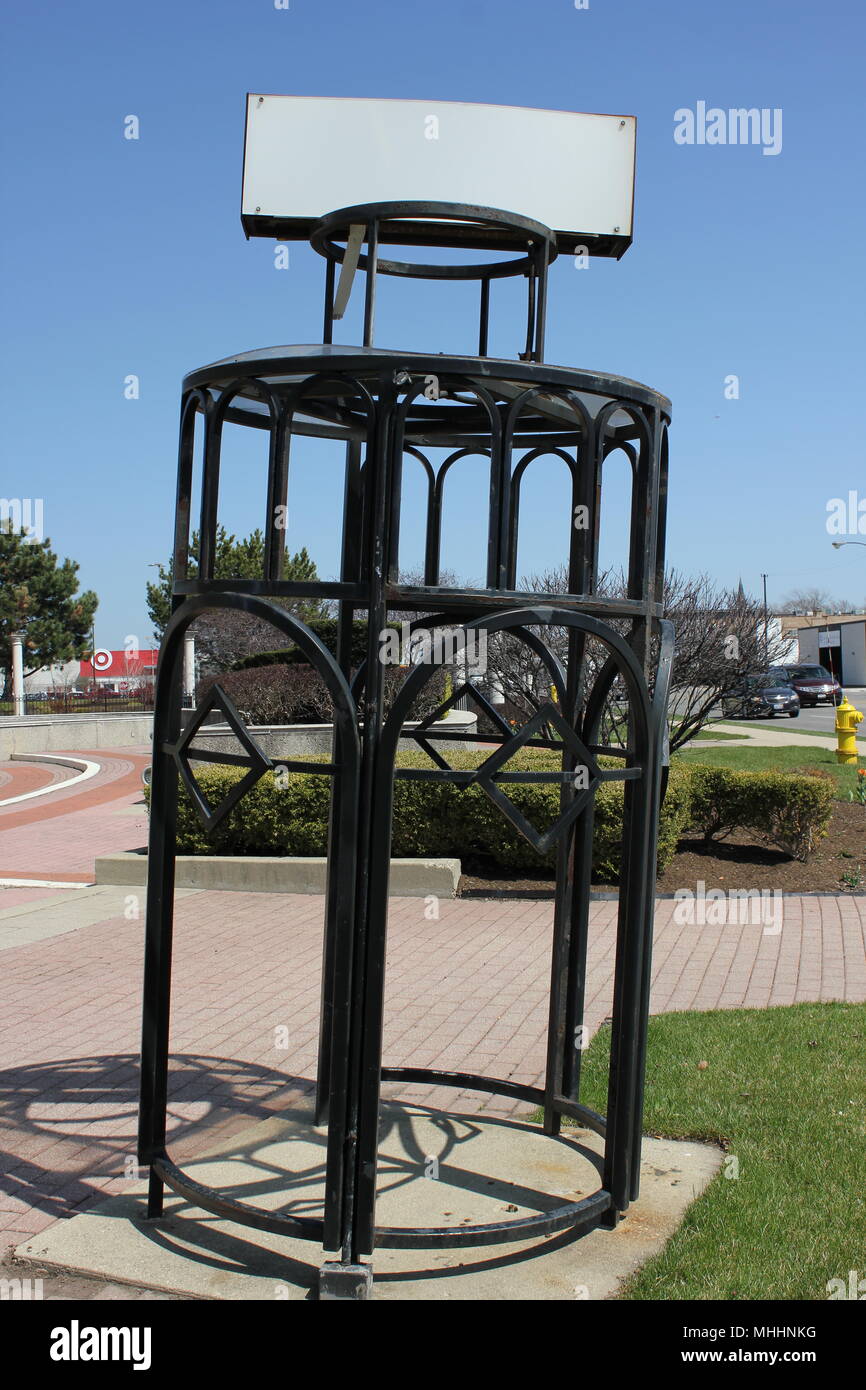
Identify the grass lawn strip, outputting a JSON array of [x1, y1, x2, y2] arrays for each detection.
[[568, 1002, 866, 1300]]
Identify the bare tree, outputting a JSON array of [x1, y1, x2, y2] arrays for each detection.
[[780, 587, 837, 615], [659, 573, 791, 751], [479, 568, 792, 752]]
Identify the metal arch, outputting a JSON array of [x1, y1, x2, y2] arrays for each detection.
[[350, 610, 573, 747], [402, 444, 436, 491], [423, 446, 491, 585], [198, 378, 282, 581], [155, 594, 360, 721], [500, 386, 594, 593], [343, 606, 655, 1250], [380, 607, 652, 792], [272, 370, 378, 587], [507, 444, 581, 591], [400, 445, 438, 584], [503, 384, 594, 441], [595, 397, 658, 608], [138, 592, 362, 1251], [172, 387, 213, 585], [281, 369, 378, 431], [391, 374, 502, 588]]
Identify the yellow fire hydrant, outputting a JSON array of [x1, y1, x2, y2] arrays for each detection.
[[835, 695, 863, 765]]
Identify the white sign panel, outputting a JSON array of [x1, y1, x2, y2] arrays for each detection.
[[241, 96, 636, 256]]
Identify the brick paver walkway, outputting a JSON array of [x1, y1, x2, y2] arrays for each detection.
[[1, 883, 864, 1255], [1, 742, 864, 1269], [0, 747, 150, 881]]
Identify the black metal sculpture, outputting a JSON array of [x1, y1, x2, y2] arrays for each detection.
[[138, 202, 673, 1298]]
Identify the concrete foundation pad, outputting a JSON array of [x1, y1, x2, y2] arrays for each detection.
[[95, 852, 462, 898], [16, 1102, 721, 1300]]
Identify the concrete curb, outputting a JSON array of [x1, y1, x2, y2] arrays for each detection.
[[95, 851, 461, 898], [0, 753, 100, 808]]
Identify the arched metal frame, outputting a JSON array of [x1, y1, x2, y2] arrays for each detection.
[[138, 203, 673, 1296]]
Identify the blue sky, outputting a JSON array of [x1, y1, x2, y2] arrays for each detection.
[[2, 0, 865, 648]]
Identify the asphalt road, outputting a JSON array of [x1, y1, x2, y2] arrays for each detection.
[[729, 688, 866, 734]]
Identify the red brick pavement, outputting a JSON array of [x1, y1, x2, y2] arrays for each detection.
[[0, 747, 150, 882], [1, 885, 864, 1251], [0, 762, 71, 800]]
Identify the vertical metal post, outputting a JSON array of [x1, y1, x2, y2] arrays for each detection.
[[345, 382, 395, 1259], [323, 257, 335, 345], [602, 765, 652, 1214], [478, 276, 490, 356], [362, 220, 379, 349], [138, 642, 183, 1215], [534, 241, 548, 363], [316, 437, 363, 1125]]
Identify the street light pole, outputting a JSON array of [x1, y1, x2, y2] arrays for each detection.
[[761, 572, 769, 666]]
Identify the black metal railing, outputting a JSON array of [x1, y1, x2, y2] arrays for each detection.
[[0, 691, 155, 717]]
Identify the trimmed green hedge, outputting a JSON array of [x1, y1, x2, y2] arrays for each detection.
[[685, 763, 833, 861], [150, 755, 833, 880], [155, 752, 691, 883]]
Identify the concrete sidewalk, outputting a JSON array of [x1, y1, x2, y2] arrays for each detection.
[[710, 720, 865, 752]]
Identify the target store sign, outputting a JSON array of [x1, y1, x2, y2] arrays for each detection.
[[79, 649, 158, 681]]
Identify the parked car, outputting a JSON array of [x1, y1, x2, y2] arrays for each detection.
[[774, 664, 843, 707], [721, 674, 800, 719]]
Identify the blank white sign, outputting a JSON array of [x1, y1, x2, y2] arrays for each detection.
[[241, 96, 636, 255]]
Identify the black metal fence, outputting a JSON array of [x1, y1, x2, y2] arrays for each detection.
[[0, 691, 155, 717]]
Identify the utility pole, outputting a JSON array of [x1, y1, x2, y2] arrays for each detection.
[[761, 573, 769, 666]]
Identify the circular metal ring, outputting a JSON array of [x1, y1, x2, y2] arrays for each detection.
[[310, 201, 559, 281], [150, 1067, 612, 1252]]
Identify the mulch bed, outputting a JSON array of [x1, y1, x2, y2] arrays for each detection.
[[458, 801, 866, 897]]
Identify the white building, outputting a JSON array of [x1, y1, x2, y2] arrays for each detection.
[[795, 617, 866, 688]]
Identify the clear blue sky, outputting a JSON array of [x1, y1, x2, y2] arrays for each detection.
[[2, 0, 865, 649]]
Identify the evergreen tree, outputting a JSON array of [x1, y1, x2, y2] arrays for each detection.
[[0, 522, 98, 677]]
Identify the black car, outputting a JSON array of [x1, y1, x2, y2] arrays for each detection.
[[774, 664, 843, 707], [721, 674, 800, 719]]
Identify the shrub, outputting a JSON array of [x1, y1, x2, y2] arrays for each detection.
[[198, 664, 335, 725], [685, 763, 833, 861], [154, 749, 691, 881]]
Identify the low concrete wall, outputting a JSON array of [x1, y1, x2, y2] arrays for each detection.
[[0, 709, 476, 762], [0, 714, 153, 758], [95, 851, 461, 898], [190, 710, 478, 761]]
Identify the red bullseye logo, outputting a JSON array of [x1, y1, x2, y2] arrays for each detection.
[[93, 649, 113, 672]]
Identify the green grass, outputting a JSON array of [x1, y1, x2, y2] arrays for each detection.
[[674, 741, 864, 800], [573, 1003, 866, 1300], [685, 727, 747, 742]]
